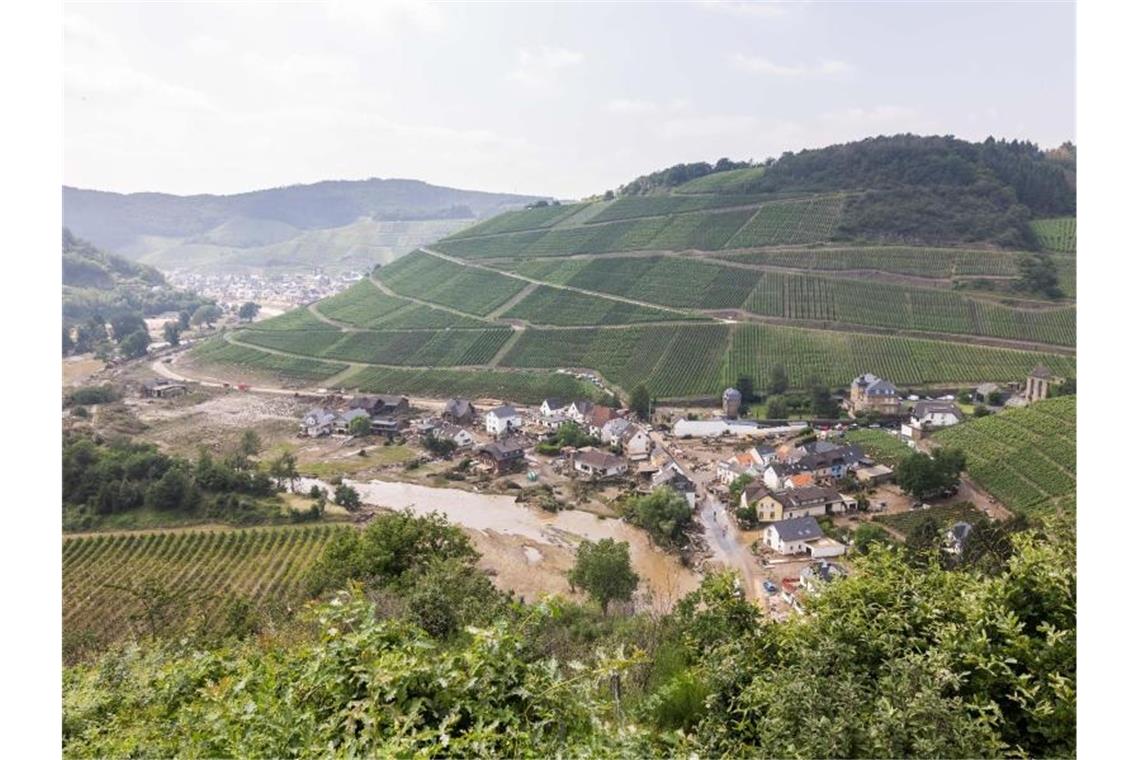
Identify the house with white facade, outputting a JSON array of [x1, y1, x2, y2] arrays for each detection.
[[436, 422, 475, 449], [540, 398, 569, 417], [600, 417, 632, 445], [485, 405, 522, 436], [764, 516, 847, 557], [902, 401, 965, 442], [334, 408, 372, 434], [621, 426, 653, 460], [300, 408, 337, 437], [572, 448, 629, 479]]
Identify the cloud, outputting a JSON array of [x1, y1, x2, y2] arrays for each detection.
[[325, 0, 444, 33], [65, 63, 214, 112], [731, 53, 853, 78], [241, 51, 360, 88], [821, 105, 920, 124], [606, 98, 690, 116], [656, 113, 762, 140], [508, 46, 585, 88], [695, 0, 790, 18]]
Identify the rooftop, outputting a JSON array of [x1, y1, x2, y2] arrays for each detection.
[[770, 516, 824, 542]]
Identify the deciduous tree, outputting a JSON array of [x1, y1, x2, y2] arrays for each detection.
[[568, 538, 639, 615]]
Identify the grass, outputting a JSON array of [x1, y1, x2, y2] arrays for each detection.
[[842, 429, 913, 466], [295, 443, 419, 478]]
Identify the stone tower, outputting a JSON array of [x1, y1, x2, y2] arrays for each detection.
[[1026, 365, 1053, 403], [722, 387, 742, 419]]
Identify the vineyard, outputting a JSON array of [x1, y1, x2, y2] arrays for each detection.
[[721, 324, 1076, 392], [311, 280, 409, 327], [1030, 217, 1076, 253], [587, 194, 766, 223], [376, 252, 527, 315], [674, 166, 768, 194], [501, 285, 687, 325], [251, 306, 341, 332], [933, 396, 1075, 514], [237, 327, 512, 367], [62, 525, 345, 659], [189, 338, 347, 384], [711, 246, 1024, 279], [448, 202, 588, 238], [742, 272, 1076, 346], [874, 502, 989, 539], [341, 365, 602, 403], [725, 195, 846, 247]]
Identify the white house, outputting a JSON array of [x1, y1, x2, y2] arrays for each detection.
[[621, 426, 653, 460], [902, 401, 965, 442], [436, 422, 475, 449], [485, 405, 522, 435], [600, 417, 631, 445], [334, 408, 372, 435], [540, 398, 569, 417], [300, 408, 337, 437], [565, 400, 594, 424], [764, 516, 825, 555], [572, 448, 629, 479]]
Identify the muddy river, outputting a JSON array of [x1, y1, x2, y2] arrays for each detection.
[[298, 477, 701, 608]]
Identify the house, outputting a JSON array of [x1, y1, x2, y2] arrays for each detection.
[[738, 481, 770, 512], [799, 561, 847, 592], [849, 373, 901, 415], [945, 521, 973, 556], [1026, 364, 1055, 403], [351, 394, 409, 417], [485, 405, 522, 435], [722, 387, 742, 419], [477, 437, 527, 474], [586, 406, 619, 437], [442, 398, 475, 425], [717, 450, 761, 485], [600, 417, 632, 445], [141, 379, 188, 399], [764, 516, 825, 555], [537, 413, 570, 431], [620, 426, 653, 460], [572, 448, 629, 479], [855, 463, 894, 486], [793, 445, 864, 480], [752, 486, 847, 523], [370, 417, 402, 438], [565, 400, 594, 424], [653, 465, 697, 507], [902, 401, 964, 442], [300, 408, 337, 437], [540, 398, 569, 417], [435, 422, 475, 449], [762, 461, 808, 490], [334, 408, 372, 434]]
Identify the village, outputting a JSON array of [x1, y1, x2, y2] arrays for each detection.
[[206, 361, 1065, 616]]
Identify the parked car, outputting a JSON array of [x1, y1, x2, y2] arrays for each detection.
[[763, 580, 778, 595]]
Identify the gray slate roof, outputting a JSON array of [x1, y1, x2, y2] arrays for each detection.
[[487, 405, 519, 419], [770, 516, 824, 542]]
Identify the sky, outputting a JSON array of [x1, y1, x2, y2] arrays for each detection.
[[64, 0, 1076, 199]]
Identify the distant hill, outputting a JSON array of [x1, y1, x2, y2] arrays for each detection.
[[189, 134, 1076, 402], [62, 228, 205, 323], [63, 179, 550, 272]]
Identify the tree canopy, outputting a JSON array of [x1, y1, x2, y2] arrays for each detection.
[[568, 538, 639, 614]]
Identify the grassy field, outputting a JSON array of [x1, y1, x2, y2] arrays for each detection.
[[874, 502, 989, 538], [62, 524, 345, 660], [1030, 217, 1076, 253], [933, 395, 1075, 514], [843, 428, 914, 466], [190, 338, 347, 384]]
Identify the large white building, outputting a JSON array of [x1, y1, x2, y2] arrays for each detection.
[[485, 405, 522, 435]]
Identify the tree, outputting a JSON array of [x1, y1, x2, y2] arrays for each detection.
[[268, 451, 298, 491], [986, 389, 1004, 406], [727, 474, 754, 505], [852, 523, 892, 554], [1051, 377, 1076, 397], [120, 330, 150, 359], [768, 364, 788, 395], [334, 483, 362, 511], [895, 448, 966, 500], [603, 189, 615, 201], [568, 538, 639, 615], [905, 515, 943, 558], [111, 313, 147, 343], [630, 384, 651, 421], [807, 376, 839, 418], [163, 321, 181, 347], [238, 430, 262, 458], [625, 487, 692, 549], [736, 376, 755, 403], [191, 304, 222, 328], [348, 416, 372, 437], [147, 467, 194, 511], [424, 433, 458, 458], [178, 310, 192, 330], [766, 395, 788, 419], [238, 302, 261, 322]]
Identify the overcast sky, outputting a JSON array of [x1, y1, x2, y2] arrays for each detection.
[[64, 1, 1075, 199]]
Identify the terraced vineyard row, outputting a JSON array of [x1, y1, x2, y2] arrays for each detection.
[[342, 365, 602, 404], [721, 323, 1076, 392], [62, 525, 345, 657], [252, 306, 341, 331], [501, 324, 731, 398], [376, 252, 527, 315], [588, 194, 766, 223], [311, 280, 408, 326], [674, 166, 767, 194], [1030, 217, 1076, 253], [933, 396, 1076, 513], [502, 285, 687, 325], [190, 338, 347, 384], [448, 203, 588, 238], [743, 272, 1076, 345], [726, 195, 845, 247], [712, 246, 1025, 279], [239, 327, 512, 367]]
